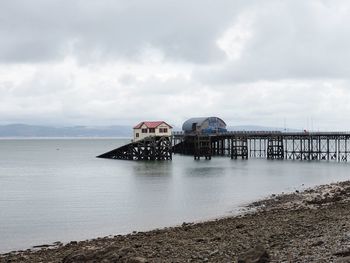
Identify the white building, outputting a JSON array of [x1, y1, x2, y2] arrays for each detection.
[[133, 121, 172, 141]]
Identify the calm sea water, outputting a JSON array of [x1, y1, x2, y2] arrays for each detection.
[[0, 138, 349, 252]]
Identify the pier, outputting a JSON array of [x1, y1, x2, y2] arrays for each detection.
[[97, 131, 350, 162], [97, 117, 350, 162], [172, 131, 350, 161]]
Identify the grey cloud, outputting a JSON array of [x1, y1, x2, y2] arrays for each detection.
[[0, 0, 245, 63]]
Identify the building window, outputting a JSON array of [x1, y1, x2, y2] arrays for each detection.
[[149, 128, 155, 133], [142, 128, 147, 133], [159, 128, 168, 133], [136, 133, 139, 137]]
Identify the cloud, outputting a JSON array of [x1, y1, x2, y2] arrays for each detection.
[[1, 0, 350, 130], [0, 0, 246, 64], [197, 0, 350, 83]]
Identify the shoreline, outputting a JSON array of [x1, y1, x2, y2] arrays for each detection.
[[1, 180, 350, 262]]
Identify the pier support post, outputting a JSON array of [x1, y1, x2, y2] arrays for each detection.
[[267, 136, 284, 160], [194, 136, 211, 160], [231, 137, 248, 159]]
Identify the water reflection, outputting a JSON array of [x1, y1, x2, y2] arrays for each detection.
[[132, 161, 173, 177], [185, 166, 226, 177]]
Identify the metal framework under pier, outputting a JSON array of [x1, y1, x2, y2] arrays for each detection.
[[194, 136, 211, 160], [172, 132, 350, 162]]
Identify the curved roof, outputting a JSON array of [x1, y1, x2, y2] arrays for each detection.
[[182, 117, 226, 131]]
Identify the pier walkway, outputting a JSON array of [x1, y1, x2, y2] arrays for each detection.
[[172, 131, 350, 161]]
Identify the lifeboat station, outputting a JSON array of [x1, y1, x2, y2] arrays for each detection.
[[98, 117, 350, 162]]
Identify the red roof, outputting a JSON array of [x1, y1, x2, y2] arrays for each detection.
[[133, 121, 172, 129]]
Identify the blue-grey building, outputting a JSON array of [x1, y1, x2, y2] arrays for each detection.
[[182, 117, 227, 134]]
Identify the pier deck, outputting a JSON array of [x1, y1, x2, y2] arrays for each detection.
[[172, 131, 350, 161]]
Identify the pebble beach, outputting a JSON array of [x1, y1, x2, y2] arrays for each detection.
[[2, 181, 350, 263]]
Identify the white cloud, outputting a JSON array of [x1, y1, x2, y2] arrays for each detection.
[[217, 11, 254, 60]]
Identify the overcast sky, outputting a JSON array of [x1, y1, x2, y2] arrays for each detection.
[[1, 0, 350, 130]]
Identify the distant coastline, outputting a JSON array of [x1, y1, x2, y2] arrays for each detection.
[[0, 124, 298, 138], [0, 124, 132, 137]]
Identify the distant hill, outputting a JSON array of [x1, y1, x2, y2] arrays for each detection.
[[0, 124, 132, 137], [0, 124, 299, 137]]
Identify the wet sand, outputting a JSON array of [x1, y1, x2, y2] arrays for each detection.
[[1, 181, 350, 262]]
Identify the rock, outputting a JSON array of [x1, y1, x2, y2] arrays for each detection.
[[345, 232, 350, 240], [335, 256, 350, 263], [33, 244, 52, 248], [53, 241, 63, 246], [127, 256, 148, 263], [182, 222, 192, 227], [105, 252, 121, 261], [311, 240, 324, 247], [334, 248, 350, 257], [237, 244, 269, 263], [119, 246, 136, 257], [194, 237, 206, 242], [62, 253, 88, 263], [209, 249, 219, 256], [210, 235, 222, 241]]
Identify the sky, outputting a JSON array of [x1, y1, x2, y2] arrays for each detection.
[[1, 0, 350, 130]]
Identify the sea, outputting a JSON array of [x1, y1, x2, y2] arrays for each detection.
[[0, 138, 349, 252]]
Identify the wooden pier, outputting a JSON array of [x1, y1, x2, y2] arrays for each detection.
[[172, 131, 350, 162]]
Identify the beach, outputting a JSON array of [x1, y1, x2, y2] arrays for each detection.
[[1, 180, 350, 262]]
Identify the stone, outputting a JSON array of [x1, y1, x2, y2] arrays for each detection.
[[335, 256, 350, 263], [119, 246, 136, 257], [345, 232, 350, 240], [334, 249, 350, 257], [237, 244, 270, 263], [194, 237, 206, 242], [127, 256, 148, 263], [62, 253, 88, 263], [311, 240, 324, 247]]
